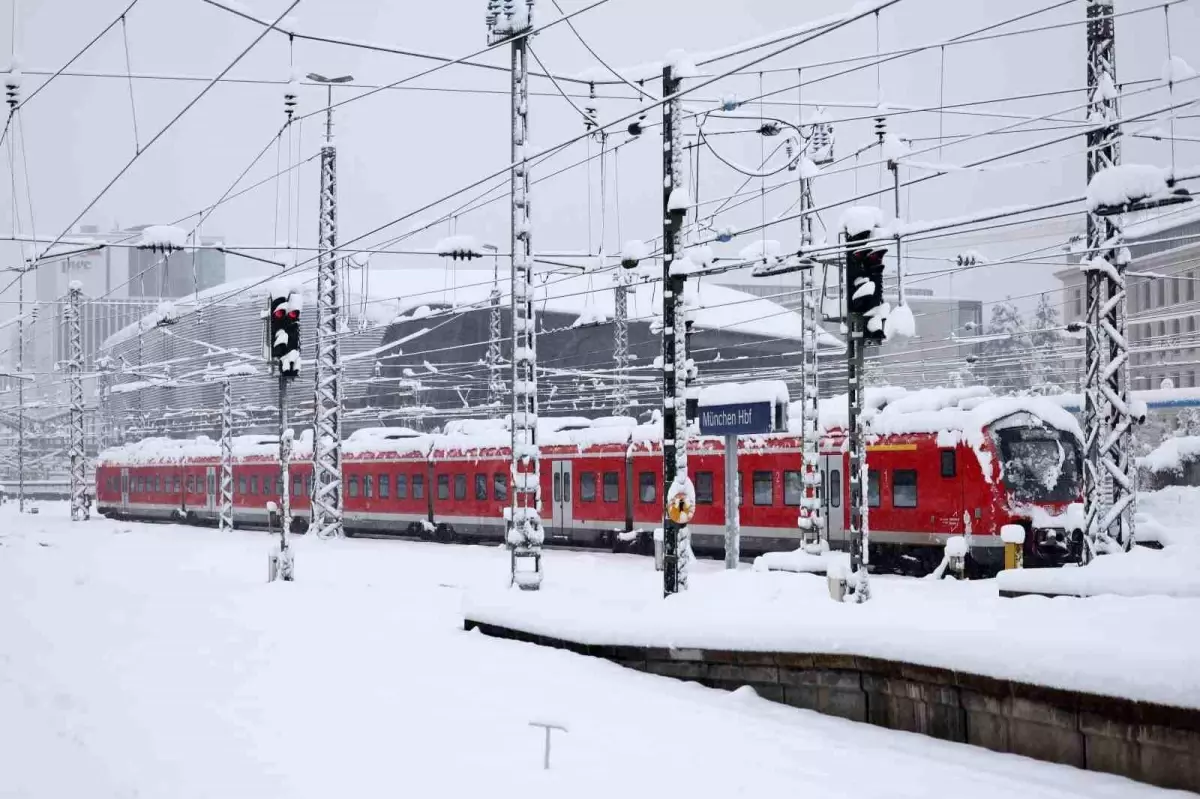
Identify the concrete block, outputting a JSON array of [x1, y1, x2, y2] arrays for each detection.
[[774, 652, 816, 669], [783, 685, 820, 712], [735, 650, 778, 666], [820, 687, 867, 723], [644, 659, 707, 680], [668, 647, 704, 662], [1008, 697, 1084, 769], [708, 663, 778, 684], [961, 690, 1009, 753]]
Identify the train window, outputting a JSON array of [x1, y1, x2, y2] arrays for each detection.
[[494, 473, 508, 502], [829, 470, 841, 507], [348, 477, 359, 498], [396, 474, 409, 499], [155, 476, 162, 493], [437, 474, 449, 500], [603, 472, 619, 503], [867, 470, 880, 507], [940, 449, 956, 478], [238, 477, 246, 496], [695, 472, 713, 504], [639, 472, 656, 503], [580, 472, 597, 502], [413, 474, 425, 499], [753, 471, 774, 506], [209, 474, 216, 495], [250, 476, 259, 495], [186, 475, 195, 493], [552, 472, 561, 502], [293, 476, 303, 497], [784, 471, 804, 506], [365, 475, 374, 499], [454, 474, 467, 500], [379, 474, 390, 499], [475, 474, 487, 501], [893, 470, 918, 508]]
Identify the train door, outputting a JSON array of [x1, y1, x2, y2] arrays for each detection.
[[821, 455, 846, 548], [120, 468, 130, 511], [549, 460, 573, 537], [206, 467, 217, 512]]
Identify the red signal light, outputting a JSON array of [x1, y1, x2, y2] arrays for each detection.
[[288, 310, 299, 320], [273, 309, 285, 319]]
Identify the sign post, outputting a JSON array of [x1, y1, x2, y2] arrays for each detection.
[[698, 382, 789, 569]]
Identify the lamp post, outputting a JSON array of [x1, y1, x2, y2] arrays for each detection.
[[306, 71, 353, 541]]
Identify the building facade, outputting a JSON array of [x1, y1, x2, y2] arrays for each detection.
[[1057, 213, 1200, 391]]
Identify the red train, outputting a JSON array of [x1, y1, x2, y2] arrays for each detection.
[[95, 389, 1086, 575]]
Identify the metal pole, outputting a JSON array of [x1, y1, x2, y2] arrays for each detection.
[[506, 8, 543, 590], [1082, 0, 1133, 560], [312, 82, 344, 539], [67, 284, 88, 521], [845, 236, 870, 602], [661, 63, 689, 596], [219, 377, 234, 531], [16, 263, 24, 512], [724, 434, 739, 568], [279, 372, 292, 550]]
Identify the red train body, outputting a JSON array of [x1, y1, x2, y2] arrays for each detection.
[[95, 391, 1085, 574]]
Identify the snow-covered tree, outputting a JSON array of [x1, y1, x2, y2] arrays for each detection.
[[979, 300, 1033, 394], [1027, 293, 1068, 395]]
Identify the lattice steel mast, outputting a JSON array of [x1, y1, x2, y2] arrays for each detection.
[[662, 64, 690, 595], [7, 71, 24, 512], [487, 248, 505, 411], [797, 176, 823, 551], [311, 75, 346, 539], [67, 284, 88, 521], [219, 377, 234, 531], [489, 0, 543, 589], [613, 269, 630, 416], [1082, 0, 1134, 559]]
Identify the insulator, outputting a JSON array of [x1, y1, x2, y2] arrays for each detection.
[[874, 116, 886, 139]]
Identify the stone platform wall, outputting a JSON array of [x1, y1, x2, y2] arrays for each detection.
[[464, 619, 1200, 793]]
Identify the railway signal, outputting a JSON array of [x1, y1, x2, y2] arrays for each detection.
[[269, 291, 302, 379], [846, 232, 887, 344]]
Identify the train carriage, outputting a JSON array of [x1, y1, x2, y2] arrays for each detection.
[[96, 388, 1085, 575]]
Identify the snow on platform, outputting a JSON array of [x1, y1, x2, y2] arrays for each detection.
[[0, 505, 1184, 798], [752, 547, 848, 574], [465, 567, 1200, 710]]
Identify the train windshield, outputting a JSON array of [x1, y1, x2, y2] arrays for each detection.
[[993, 425, 1081, 503]]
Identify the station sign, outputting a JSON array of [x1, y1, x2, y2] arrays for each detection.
[[698, 401, 774, 436]]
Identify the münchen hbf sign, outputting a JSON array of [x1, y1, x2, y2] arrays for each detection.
[[698, 401, 773, 436]]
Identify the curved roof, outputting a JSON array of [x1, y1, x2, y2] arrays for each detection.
[[100, 266, 813, 351]]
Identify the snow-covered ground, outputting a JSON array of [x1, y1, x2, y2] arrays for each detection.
[[0, 504, 1183, 798]]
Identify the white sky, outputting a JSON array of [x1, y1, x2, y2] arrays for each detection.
[[1, 0, 1198, 317]]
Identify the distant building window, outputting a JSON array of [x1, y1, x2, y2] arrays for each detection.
[[1156, 279, 1165, 307], [1189, 272, 1196, 302], [1073, 288, 1082, 318], [1172, 278, 1181, 305]]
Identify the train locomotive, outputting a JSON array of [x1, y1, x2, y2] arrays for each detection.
[[95, 388, 1085, 576]]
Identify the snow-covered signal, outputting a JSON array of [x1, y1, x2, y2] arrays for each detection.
[[845, 231, 887, 343], [268, 292, 302, 379]]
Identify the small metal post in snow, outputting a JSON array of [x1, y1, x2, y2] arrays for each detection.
[[529, 721, 567, 770], [724, 434, 739, 569]]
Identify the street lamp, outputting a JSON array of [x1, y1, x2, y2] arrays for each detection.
[[306, 73, 354, 139]]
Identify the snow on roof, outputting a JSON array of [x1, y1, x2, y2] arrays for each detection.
[[1139, 436, 1200, 474], [800, 386, 1082, 439], [101, 267, 809, 351], [698, 380, 789, 408]]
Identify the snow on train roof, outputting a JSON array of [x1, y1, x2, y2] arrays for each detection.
[[101, 266, 810, 352], [800, 386, 1083, 440]]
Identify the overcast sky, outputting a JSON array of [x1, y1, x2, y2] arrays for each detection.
[[1, 0, 1198, 317]]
